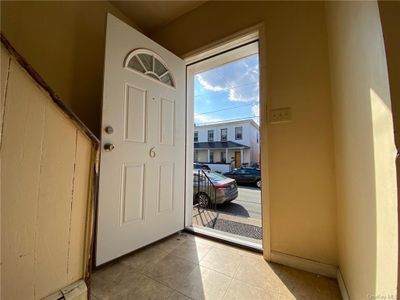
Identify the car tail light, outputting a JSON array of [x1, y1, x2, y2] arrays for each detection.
[[214, 185, 230, 189]]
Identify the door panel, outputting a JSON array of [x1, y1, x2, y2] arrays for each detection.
[[121, 163, 145, 224], [96, 14, 185, 266], [157, 162, 174, 213], [159, 97, 175, 145], [124, 84, 147, 143]]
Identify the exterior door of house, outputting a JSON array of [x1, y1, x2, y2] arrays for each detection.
[[96, 14, 185, 266], [235, 151, 241, 168]]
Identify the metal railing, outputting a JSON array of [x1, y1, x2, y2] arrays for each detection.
[[194, 169, 217, 211]]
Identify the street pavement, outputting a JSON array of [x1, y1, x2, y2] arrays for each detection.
[[217, 186, 261, 220]]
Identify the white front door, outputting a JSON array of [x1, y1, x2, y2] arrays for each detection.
[[96, 14, 185, 266]]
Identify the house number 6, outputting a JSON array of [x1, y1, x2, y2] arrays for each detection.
[[149, 147, 156, 158]]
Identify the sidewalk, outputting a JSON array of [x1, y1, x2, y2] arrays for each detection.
[[192, 206, 262, 240]]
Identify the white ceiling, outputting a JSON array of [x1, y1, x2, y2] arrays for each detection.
[[110, 1, 206, 33]]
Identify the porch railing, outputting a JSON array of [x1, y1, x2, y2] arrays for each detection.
[[194, 169, 217, 211]]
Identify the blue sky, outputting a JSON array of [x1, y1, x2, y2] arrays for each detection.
[[194, 54, 259, 125]]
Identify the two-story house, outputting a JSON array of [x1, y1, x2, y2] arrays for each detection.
[[194, 119, 260, 168]]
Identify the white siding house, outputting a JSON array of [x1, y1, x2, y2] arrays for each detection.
[[194, 119, 260, 169]]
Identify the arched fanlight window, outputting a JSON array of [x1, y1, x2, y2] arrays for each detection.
[[124, 49, 175, 88]]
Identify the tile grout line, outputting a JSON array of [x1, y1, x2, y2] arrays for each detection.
[[124, 236, 196, 299], [140, 271, 195, 300], [168, 235, 261, 279], [167, 245, 237, 279], [165, 237, 215, 266], [229, 254, 284, 298], [221, 276, 234, 300], [134, 237, 232, 299]]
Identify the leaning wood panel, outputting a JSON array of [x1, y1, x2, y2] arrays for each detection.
[[1, 41, 97, 299], [2, 60, 46, 300], [0, 44, 10, 299], [68, 130, 92, 282], [0, 46, 10, 141], [35, 102, 77, 298]]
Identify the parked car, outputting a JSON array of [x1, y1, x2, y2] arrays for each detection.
[[250, 162, 260, 169], [223, 167, 261, 188], [193, 170, 238, 208], [193, 163, 211, 171]]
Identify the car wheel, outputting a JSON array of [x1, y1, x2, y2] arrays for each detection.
[[256, 179, 261, 189], [196, 192, 210, 208]]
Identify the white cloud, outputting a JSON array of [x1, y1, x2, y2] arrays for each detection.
[[194, 112, 222, 124], [197, 75, 225, 92], [251, 103, 260, 125], [196, 55, 259, 103], [251, 103, 259, 116]]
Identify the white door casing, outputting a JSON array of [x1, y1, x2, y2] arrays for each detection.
[[96, 14, 185, 266]]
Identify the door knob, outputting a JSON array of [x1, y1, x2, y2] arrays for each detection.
[[104, 143, 115, 152]]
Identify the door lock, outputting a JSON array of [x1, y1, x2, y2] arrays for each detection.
[[105, 126, 114, 134], [104, 143, 115, 152]]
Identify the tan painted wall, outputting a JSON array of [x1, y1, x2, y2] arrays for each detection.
[[152, 1, 338, 265], [0, 1, 137, 136], [379, 2, 400, 150], [1, 45, 95, 299], [325, 1, 398, 298], [379, 5, 400, 275]]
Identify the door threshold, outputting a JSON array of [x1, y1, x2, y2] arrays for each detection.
[[184, 226, 263, 253]]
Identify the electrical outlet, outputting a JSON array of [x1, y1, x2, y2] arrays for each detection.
[[270, 108, 292, 123]]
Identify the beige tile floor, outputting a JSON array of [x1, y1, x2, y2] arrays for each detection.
[[90, 233, 342, 300]]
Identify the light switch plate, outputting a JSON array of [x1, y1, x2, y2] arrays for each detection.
[[270, 107, 292, 123]]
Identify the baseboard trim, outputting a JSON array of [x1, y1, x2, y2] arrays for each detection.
[[270, 251, 337, 278], [42, 280, 87, 300], [337, 269, 350, 300]]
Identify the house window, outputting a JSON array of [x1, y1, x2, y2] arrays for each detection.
[[209, 151, 214, 163], [194, 131, 198, 142], [221, 128, 227, 141], [194, 150, 198, 162], [221, 151, 226, 163], [208, 130, 214, 142], [125, 49, 175, 87], [235, 127, 242, 140]]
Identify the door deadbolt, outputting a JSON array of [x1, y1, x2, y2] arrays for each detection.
[[104, 143, 115, 152], [105, 126, 114, 134]]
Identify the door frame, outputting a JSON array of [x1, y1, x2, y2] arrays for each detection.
[[183, 24, 271, 260]]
